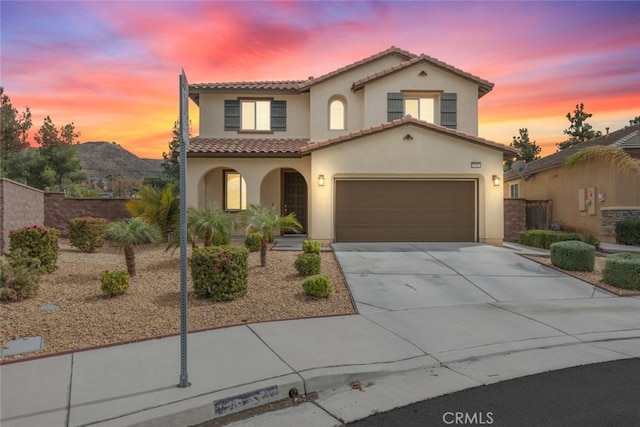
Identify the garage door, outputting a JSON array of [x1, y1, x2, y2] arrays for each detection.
[[335, 180, 476, 242]]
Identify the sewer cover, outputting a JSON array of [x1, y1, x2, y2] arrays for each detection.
[[1, 337, 44, 357], [41, 304, 59, 311]]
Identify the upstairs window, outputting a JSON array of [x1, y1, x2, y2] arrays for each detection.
[[405, 97, 435, 123], [241, 100, 270, 131], [225, 99, 286, 132], [329, 98, 345, 130], [387, 92, 457, 129]]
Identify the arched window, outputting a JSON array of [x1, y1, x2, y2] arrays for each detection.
[[329, 98, 346, 130]]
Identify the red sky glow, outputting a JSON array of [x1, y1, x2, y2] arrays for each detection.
[[2, 1, 638, 159]]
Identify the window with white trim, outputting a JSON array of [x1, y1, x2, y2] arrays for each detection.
[[405, 96, 436, 123], [241, 100, 270, 131], [510, 183, 520, 198], [225, 171, 247, 210], [329, 98, 345, 130]]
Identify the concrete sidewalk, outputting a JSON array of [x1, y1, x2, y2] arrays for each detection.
[[1, 243, 639, 427]]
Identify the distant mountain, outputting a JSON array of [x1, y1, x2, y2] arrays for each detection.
[[76, 141, 164, 183]]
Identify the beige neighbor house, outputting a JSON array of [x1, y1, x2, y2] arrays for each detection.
[[186, 46, 518, 244], [503, 124, 640, 243]]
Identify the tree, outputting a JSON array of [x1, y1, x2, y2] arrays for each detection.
[[557, 103, 602, 151], [104, 218, 161, 277], [187, 205, 236, 247], [162, 120, 190, 186], [0, 87, 32, 171], [629, 116, 640, 127], [2, 149, 55, 189], [504, 128, 541, 170], [238, 204, 302, 267], [126, 184, 179, 240], [34, 116, 86, 189]]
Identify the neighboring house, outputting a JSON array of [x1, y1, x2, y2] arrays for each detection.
[[187, 46, 517, 244], [504, 124, 640, 243]]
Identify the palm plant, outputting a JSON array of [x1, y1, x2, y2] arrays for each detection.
[[126, 184, 179, 240], [104, 218, 161, 277], [566, 145, 640, 179], [239, 204, 302, 267], [187, 205, 236, 247]]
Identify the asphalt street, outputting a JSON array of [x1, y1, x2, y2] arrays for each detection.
[[348, 358, 640, 427]]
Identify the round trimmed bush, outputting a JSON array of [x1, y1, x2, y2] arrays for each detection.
[[550, 240, 595, 271], [9, 225, 60, 272], [602, 253, 640, 290], [302, 239, 321, 255], [190, 245, 249, 301], [101, 270, 130, 297], [294, 253, 321, 276], [302, 274, 332, 298], [69, 217, 108, 253]]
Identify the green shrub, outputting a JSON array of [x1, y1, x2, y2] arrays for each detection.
[[190, 245, 249, 301], [519, 230, 582, 249], [245, 232, 263, 252], [602, 253, 640, 290], [550, 240, 595, 271], [69, 217, 108, 253], [302, 274, 332, 298], [302, 239, 321, 255], [9, 225, 60, 272], [0, 250, 43, 301], [615, 218, 640, 246], [581, 233, 601, 251], [210, 232, 231, 246], [294, 253, 321, 276], [101, 270, 130, 297]]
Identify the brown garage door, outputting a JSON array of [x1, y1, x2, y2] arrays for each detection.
[[335, 180, 476, 242]]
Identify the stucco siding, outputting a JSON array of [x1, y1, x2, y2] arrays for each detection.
[[308, 126, 504, 243], [361, 63, 479, 136], [506, 159, 640, 241], [198, 93, 310, 138]]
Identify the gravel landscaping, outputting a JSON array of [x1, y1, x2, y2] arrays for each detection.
[[0, 240, 356, 361], [526, 254, 640, 296]]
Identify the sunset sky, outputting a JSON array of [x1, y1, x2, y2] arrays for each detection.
[[2, 1, 639, 159]]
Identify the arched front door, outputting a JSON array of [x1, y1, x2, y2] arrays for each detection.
[[282, 170, 307, 234]]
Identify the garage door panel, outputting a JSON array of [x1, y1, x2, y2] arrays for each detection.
[[335, 180, 475, 242]]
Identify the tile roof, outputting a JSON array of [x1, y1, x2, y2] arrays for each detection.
[[299, 116, 518, 159], [504, 123, 640, 181], [296, 46, 416, 90], [187, 137, 310, 157], [351, 54, 494, 98], [189, 46, 494, 102]]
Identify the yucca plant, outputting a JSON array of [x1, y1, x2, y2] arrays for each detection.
[[104, 218, 161, 277], [238, 204, 302, 267]]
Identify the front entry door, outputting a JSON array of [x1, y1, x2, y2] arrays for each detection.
[[283, 171, 307, 234]]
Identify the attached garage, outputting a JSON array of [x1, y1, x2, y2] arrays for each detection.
[[335, 179, 477, 242]]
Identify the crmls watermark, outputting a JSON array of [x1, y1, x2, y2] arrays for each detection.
[[443, 411, 494, 425]]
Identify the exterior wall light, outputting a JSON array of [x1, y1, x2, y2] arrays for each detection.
[[403, 134, 414, 141], [492, 175, 501, 186], [318, 174, 325, 186]]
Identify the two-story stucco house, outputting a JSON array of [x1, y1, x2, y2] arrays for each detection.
[[186, 46, 517, 244]]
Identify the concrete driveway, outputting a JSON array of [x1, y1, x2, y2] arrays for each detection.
[[332, 242, 612, 313]]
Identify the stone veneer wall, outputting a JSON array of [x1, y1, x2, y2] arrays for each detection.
[[601, 207, 640, 240], [44, 193, 131, 237], [0, 178, 46, 254], [503, 198, 526, 242]]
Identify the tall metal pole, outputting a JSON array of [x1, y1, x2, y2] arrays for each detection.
[[178, 71, 190, 388]]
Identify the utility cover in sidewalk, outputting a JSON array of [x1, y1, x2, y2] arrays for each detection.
[[1, 337, 44, 357]]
